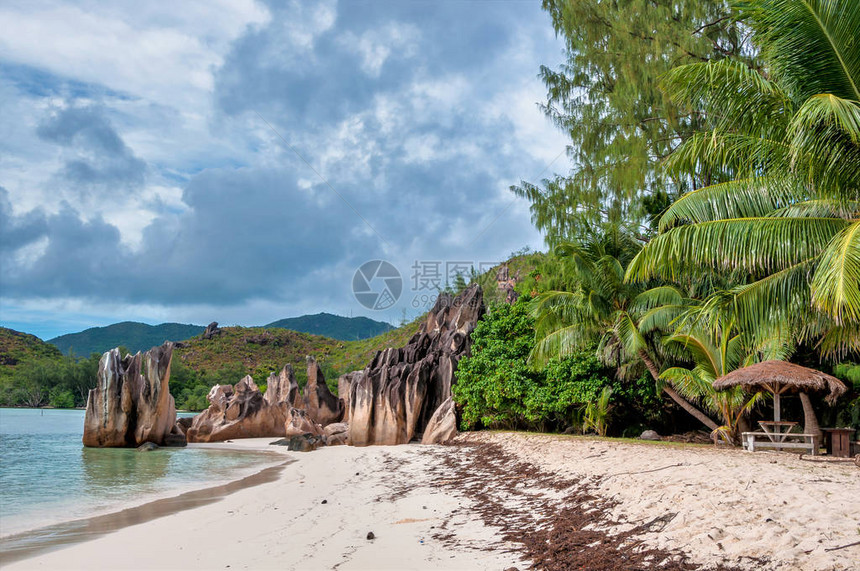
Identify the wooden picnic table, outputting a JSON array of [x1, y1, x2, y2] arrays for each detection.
[[742, 421, 817, 454], [758, 421, 799, 442]]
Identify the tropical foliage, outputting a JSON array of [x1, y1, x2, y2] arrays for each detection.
[[626, 0, 860, 359], [454, 297, 620, 432], [514, 0, 747, 243]]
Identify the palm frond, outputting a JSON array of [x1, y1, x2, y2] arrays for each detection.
[[626, 217, 850, 282], [735, 0, 860, 102], [664, 131, 790, 180], [811, 221, 860, 323], [787, 94, 860, 198], [659, 177, 799, 231], [769, 199, 860, 219], [661, 58, 792, 135]]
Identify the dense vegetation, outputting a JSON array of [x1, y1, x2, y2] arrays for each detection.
[[0, 327, 100, 408], [464, 0, 859, 439], [454, 297, 664, 436]]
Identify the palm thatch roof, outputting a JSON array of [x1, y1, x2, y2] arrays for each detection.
[[713, 360, 848, 403]]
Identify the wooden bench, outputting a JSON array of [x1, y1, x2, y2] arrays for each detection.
[[742, 431, 817, 455]]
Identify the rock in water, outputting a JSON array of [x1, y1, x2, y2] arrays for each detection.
[[83, 343, 178, 448], [349, 284, 485, 446]]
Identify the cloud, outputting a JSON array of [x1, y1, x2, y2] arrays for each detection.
[[38, 105, 147, 190], [0, 0, 565, 337]]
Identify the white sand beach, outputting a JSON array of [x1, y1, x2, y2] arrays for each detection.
[[5, 433, 859, 571]]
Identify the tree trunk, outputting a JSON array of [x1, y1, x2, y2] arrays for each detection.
[[638, 350, 720, 431], [799, 391, 822, 451]]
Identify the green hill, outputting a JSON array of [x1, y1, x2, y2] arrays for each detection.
[[265, 312, 393, 340], [0, 327, 63, 379], [48, 322, 205, 357], [174, 317, 419, 389]]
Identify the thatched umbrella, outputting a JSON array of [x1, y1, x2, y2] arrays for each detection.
[[713, 360, 848, 438]]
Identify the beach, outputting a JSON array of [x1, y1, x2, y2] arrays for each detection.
[[3, 433, 858, 571]]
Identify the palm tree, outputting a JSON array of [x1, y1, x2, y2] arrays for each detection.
[[625, 0, 860, 358], [659, 302, 792, 442], [529, 234, 720, 430]]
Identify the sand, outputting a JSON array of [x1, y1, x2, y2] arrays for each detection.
[[472, 432, 860, 571], [3, 433, 858, 570]]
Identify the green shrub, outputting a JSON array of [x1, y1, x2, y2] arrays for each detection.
[[454, 297, 615, 432]]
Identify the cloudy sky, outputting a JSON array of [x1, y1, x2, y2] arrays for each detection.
[[0, 0, 567, 340]]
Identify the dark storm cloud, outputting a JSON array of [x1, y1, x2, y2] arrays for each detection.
[[0, 187, 48, 254], [38, 105, 146, 189], [133, 166, 379, 304]]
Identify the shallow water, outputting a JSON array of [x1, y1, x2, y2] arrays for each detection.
[[0, 408, 279, 536]]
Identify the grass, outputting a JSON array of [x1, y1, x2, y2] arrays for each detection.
[[174, 316, 424, 389]]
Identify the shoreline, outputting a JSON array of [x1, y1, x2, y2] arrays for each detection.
[[0, 439, 288, 557], [0, 458, 292, 566], [3, 433, 858, 570]]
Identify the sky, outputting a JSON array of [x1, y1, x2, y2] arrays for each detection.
[[0, 0, 568, 340]]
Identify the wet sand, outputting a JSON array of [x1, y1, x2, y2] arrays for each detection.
[[0, 461, 291, 566]]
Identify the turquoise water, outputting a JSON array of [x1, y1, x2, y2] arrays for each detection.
[[0, 408, 280, 536]]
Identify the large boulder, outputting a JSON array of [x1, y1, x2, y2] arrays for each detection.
[[421, 397, 457, 444], [349, 284, 485, 446], [186, 375, 291, 442], [83, 343, 179, 447], [304, 356, 344, 426], [324, 422, 350, 446], [284, 407, 323, 437]]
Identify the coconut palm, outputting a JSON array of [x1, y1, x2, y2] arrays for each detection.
[[625, 0, 860, 358], [529, 234, 720, 430], [659, 303, 791, 442]]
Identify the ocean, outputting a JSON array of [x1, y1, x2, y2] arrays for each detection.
[[0, 408, 281, 538]]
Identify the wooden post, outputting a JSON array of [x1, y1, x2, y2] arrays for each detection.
[[773, 386, 781, 422]]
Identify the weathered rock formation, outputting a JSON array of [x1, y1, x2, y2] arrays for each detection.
[[264, 364, 300, 409], [324, 422, 350, 446], [202, 321, 222, 339], [348, 284, 485, 446], [496, 265, 520, 304], [305, 356, 344, 426], [421, 397, 457, 444], [83, 343, 183, 447], [186, 373, 293, 442], [284, 407, 323, 437], [337, 371, 363, 422], [186, 359, 346, 443]]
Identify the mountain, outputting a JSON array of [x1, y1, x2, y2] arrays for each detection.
[[46, 313, 394, 357], [264, 313, 393, 341], [49, 322, 205, 357]]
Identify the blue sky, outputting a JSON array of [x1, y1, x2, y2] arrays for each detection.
[[0, 0, 567, 340]]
